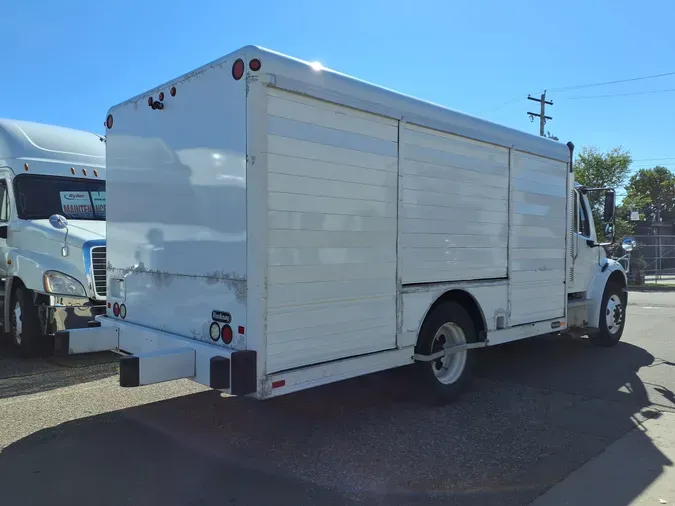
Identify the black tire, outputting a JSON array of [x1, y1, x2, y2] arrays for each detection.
[[415, 301, 477, 403], [589, 282, 626, 347], [10, 287, 43, 358]]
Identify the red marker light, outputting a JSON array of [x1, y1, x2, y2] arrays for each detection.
[[272, 380, 286, 389], [159, 91, 165, 101], [232, 59, 244, 80], [221, 324, 233, 344], [106, 114, 113, 129], [113, 303, 120, 317], [170, 86, 176, 97], [249, 58, 261, 72], [238, 326, 245, 335]]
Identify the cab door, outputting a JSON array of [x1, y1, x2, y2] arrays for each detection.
[[569, 189, 599, 293], [0, 175, 11, 277]]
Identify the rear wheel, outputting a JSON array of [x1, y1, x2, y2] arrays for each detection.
[[10, 287, 43, 358], [415, 301, 477, 403], [590, 282, 626, 347]]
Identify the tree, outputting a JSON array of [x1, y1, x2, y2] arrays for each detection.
[[573, 146, 632, 190], [573, 146, 634, 257], [623, 166, 675, 224]]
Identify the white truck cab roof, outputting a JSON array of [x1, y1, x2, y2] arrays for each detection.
[[0, 118, 105, 178]]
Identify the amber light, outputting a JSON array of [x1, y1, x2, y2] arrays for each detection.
[[249, 58, 261, 71], [82, 168, 87, 176], [93, 169, 99, 177], [24, 163, 29, 171], [232, 59, 245, 80], [70, 167, 76, 175]]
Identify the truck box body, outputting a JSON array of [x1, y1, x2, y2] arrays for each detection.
[[99, 46, 588, 397]]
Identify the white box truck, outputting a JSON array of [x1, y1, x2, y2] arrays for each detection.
[[63, 46, 632, 401], [0, 119, 106, 357]]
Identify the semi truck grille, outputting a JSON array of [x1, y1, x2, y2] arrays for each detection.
[[91, 246, 107, 298]]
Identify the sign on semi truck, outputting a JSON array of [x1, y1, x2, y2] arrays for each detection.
[[0, 119, 106, 357], [60, 46, 631, 402]]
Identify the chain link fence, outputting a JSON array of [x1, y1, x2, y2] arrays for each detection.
[[620, 235, 675, 285]]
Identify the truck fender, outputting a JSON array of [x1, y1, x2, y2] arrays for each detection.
[[584, 258, 627, 329]]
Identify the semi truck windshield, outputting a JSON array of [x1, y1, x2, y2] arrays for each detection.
[[13, 174, 106, 220]]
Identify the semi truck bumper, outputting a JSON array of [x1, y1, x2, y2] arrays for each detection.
[[37, 297, 106, 335], [54, 317, 257, 395]]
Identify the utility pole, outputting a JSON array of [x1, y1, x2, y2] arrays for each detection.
[[527, 91, 553, 136]]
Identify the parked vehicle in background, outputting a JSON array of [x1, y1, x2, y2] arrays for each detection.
[[67, 46, 628, 402], [0, 119, 106, 356]]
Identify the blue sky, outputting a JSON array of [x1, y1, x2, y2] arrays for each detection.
[[3, 0, 674, 177]]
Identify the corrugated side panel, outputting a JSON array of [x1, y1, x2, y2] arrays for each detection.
[[265, 88, 398, 373], [509, 151, 568, 325], [399, 123, 510, 284]]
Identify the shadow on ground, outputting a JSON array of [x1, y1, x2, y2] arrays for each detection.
[[0, 335, 673, 506], [0, 341, 118, 400]]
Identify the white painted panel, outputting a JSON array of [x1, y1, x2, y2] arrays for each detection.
[[400, 281, 509, 347], [268, 154, 398, 187], [508, 150, 567, 325], [399, 123, 509, 284], [265, 89, 397, 372], [268, 211, 396, 233], [268, 135, 397, 172]]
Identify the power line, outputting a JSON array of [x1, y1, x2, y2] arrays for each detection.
[[632, 157, 675, 162], [567, 87, 675, 100], [482, 70, 675, 113], [548, 71, 675, 93]]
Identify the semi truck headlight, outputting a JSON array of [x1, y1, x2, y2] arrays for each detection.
[[43, 271, 86, 297]]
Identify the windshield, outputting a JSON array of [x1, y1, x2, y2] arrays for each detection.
[[13, 174, 106, 220]]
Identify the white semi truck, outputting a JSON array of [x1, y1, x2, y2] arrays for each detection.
[[62, 46, 632, 401], [0, 119, 106, 357]]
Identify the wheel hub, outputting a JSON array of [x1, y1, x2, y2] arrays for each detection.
[[430, 322, 467, 385], [605, 294, 624, 335], [13, 300, 23, 346]]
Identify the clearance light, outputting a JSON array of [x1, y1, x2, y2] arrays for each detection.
[[170, 86, 176, 97], [232, 59, 245, 80], [148, 97, 153, 106], [113, 302, 120, 317], [93, 169, 99, 177], [82, 168, 87, 176], [106, 114, 113, 129], [71, 167, 76, 175], [159, 91, 165, 101], [221, 324, 233, 344], [209, 322, 220, 341], [249, 58, 261, 71], [24, 163, 29, 171]]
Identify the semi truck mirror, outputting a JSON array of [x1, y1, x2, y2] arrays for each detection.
[[603, 191, 615, 222]]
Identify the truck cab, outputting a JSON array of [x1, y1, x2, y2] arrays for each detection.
[[0, 119, 106, 356]]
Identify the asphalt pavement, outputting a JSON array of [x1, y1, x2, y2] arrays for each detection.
[[0, 291, 673, 506]]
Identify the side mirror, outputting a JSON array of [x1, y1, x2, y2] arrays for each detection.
[[49, 214, 69, 230], [603, 191, 615, 222], [622, 237, 637, 253]]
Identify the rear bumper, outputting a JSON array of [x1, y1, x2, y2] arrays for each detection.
[[54, 317, 257, 396]]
